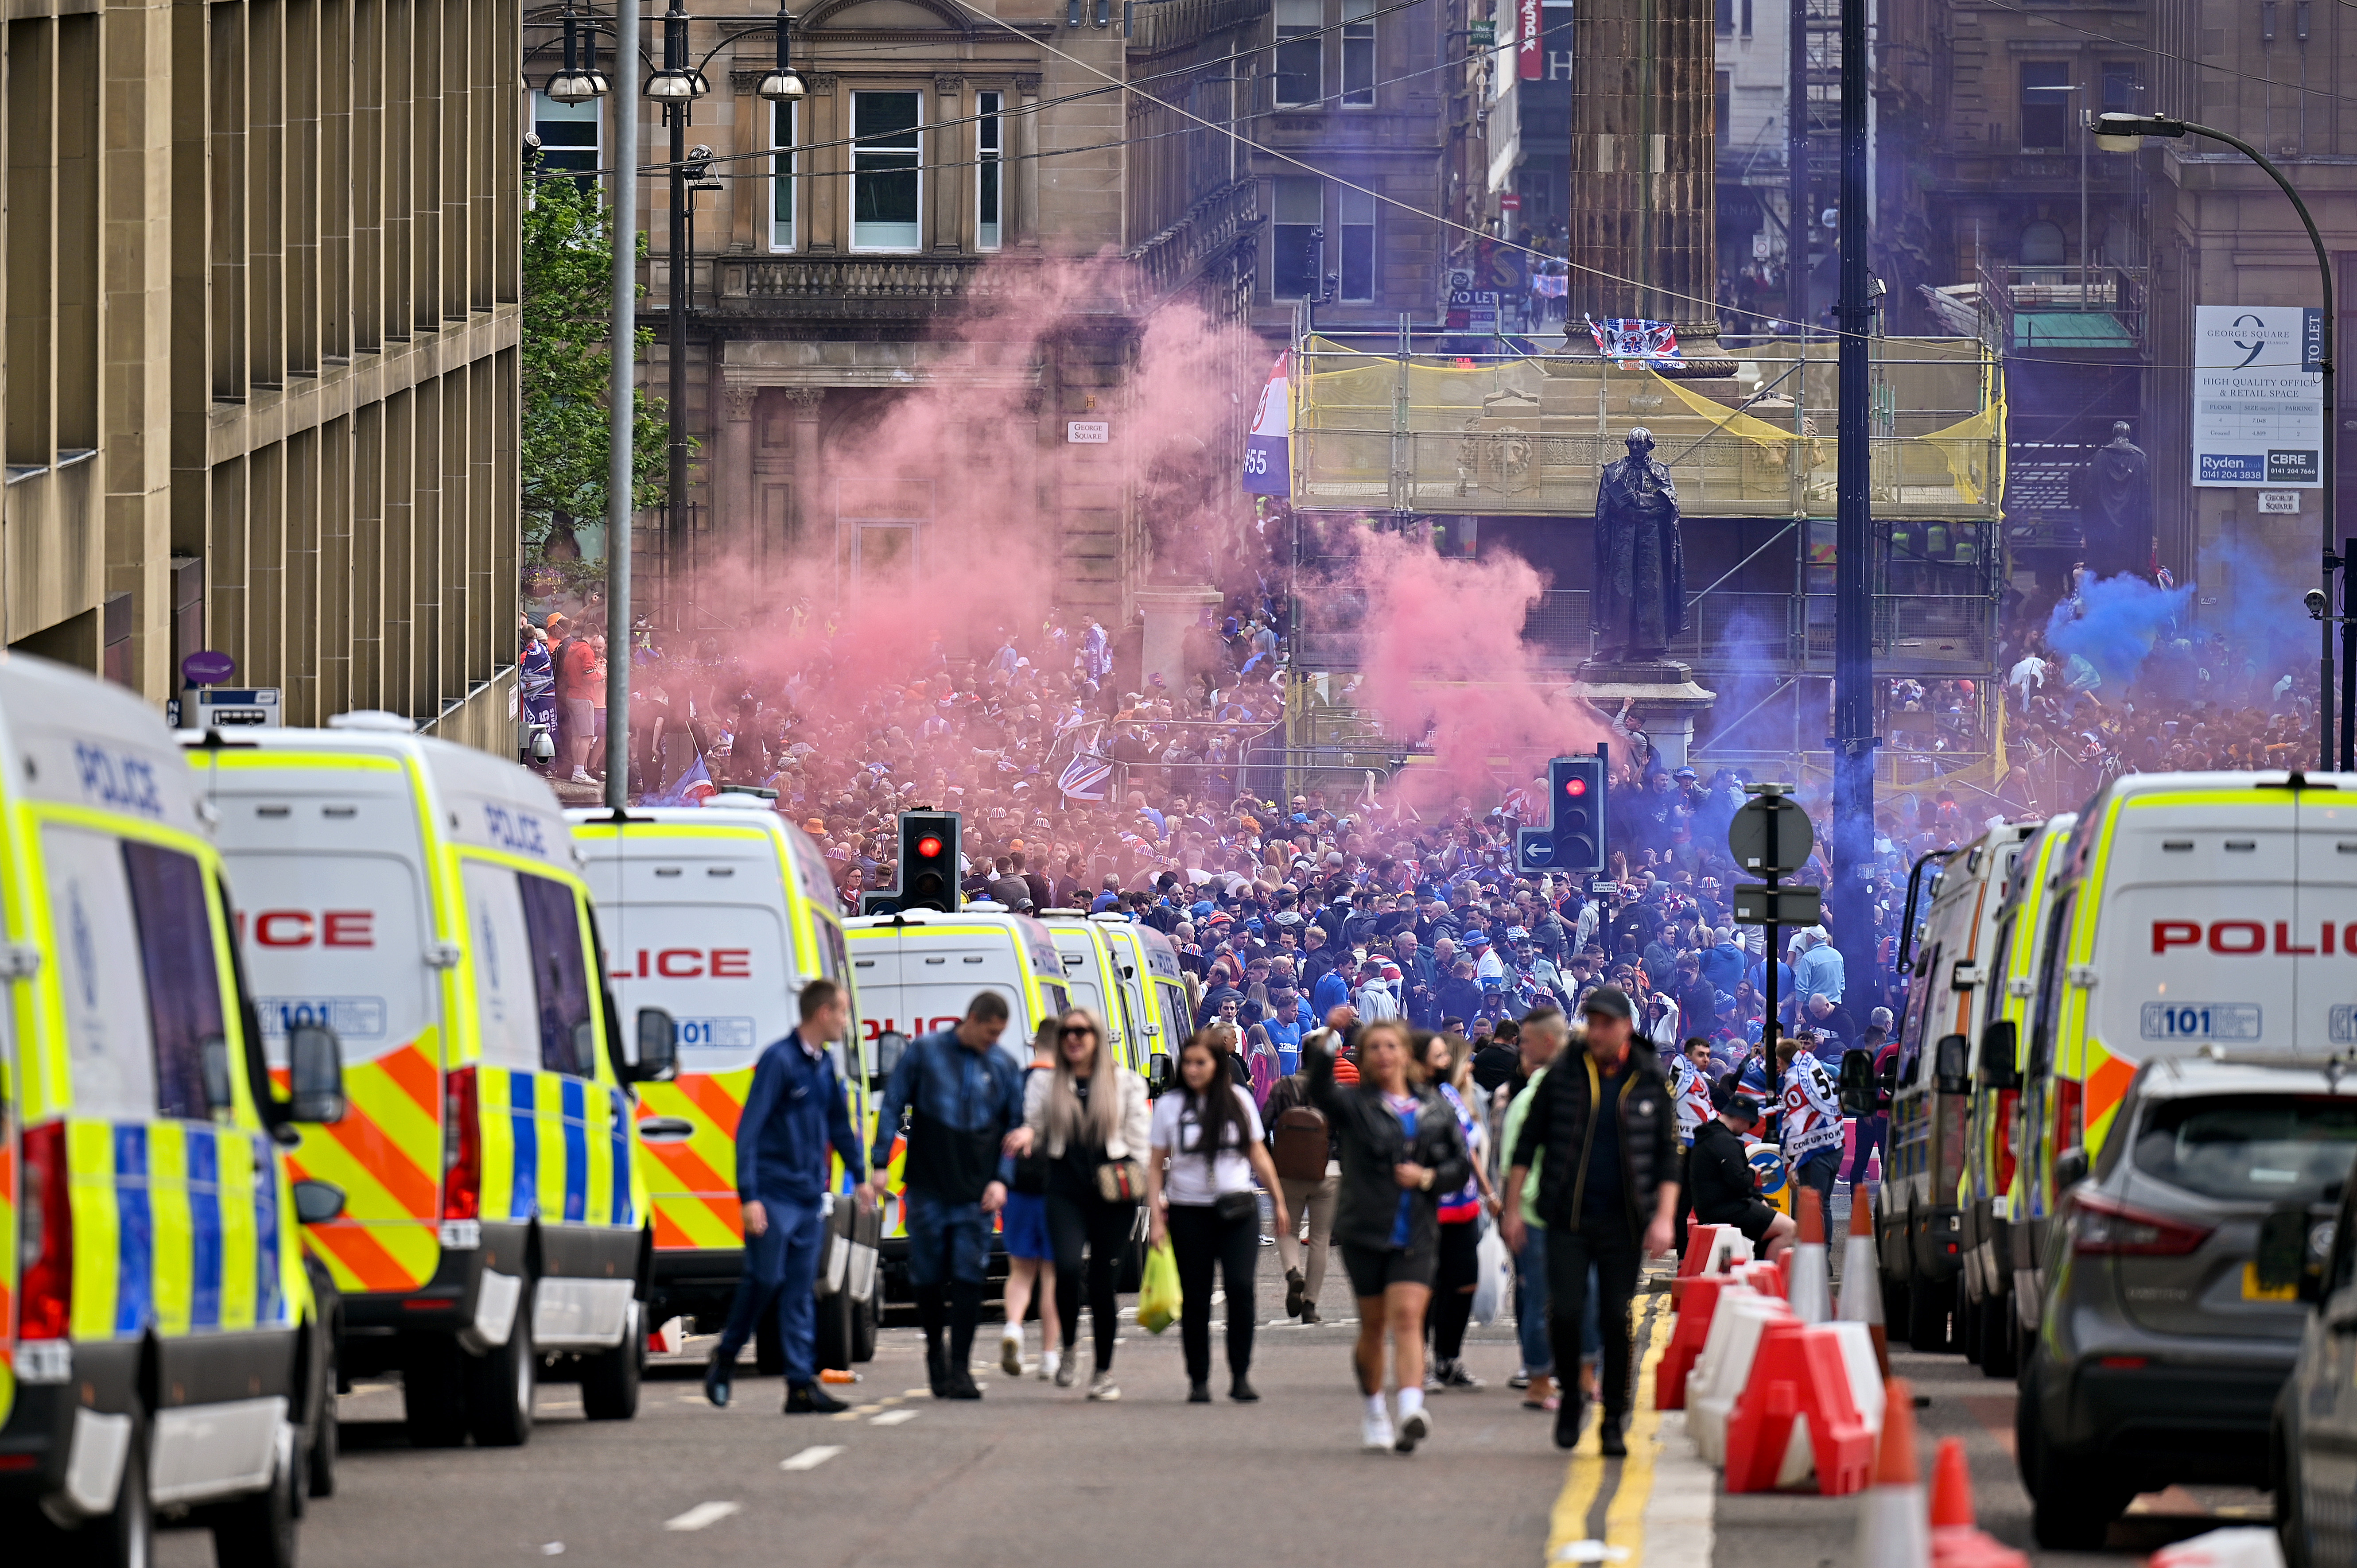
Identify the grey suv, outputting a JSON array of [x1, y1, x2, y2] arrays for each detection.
[[2268, 1115, 2357, 1568], [2017, 1054, 2357, 1549]]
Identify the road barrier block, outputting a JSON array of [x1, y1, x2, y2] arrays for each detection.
[[1658, 1273, 1738, 1410], [1723, 1319, 1887, 1495], [1689, 1289, 1795, 1467]]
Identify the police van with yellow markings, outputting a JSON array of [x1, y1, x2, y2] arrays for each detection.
[[183, 717, 672, 1451], [846, 908, 1068, 1299], [1037, 915, 1139, 1068], [1099, 918, 1196, 1070], [568, 797, 882, 1370], [1, 653, 346, 1568]]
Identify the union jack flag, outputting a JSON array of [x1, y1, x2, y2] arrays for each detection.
[[1588, 316, 1684, 368], [1057, 753, 1113, 802]]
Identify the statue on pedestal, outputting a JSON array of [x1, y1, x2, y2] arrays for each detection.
[[1591, 428, 1689, 661], [2074, 421, 2153, 579]]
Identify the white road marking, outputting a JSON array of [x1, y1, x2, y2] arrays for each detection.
[[663, 1502, 743, 1532], [870, 1409, 919, 1426], [780, 1446, 843, 1472]]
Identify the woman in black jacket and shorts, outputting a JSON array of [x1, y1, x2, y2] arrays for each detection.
[[1307, 1019, 1469, 1454]]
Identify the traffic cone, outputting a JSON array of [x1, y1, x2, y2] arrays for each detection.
[[1927, 1436, 2029, 1568], [1852, 1378, 1929, 1568], [1837, 1190, 1891, 1381], [1790, 1191, 1833, 1326]]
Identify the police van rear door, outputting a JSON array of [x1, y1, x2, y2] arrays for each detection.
[[2295, 784, 2357, 1053]]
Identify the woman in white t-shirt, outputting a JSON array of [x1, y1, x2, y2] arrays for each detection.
[[1146, 1033, 1290, 1404]]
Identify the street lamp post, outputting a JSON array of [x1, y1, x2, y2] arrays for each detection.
[[2094, 111, 2337, 771]]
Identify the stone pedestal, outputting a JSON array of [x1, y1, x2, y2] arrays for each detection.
[[1576, 658, 1718, 771], [1136, 586, 1222, 695]]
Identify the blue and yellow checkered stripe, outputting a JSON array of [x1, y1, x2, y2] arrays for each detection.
[[476, 1069, 634, 1229], [65, 1119, 287, 1341]]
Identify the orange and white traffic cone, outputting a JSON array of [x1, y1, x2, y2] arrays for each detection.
[[1927, 1436, 2028, 1568], [1837, 1190, 1891, 1381], [1790, 1189, 1833, 1326], [1853, 1377, 1929, 1568]]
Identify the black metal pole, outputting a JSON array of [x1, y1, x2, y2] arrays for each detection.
[[1787, 0, 1808, 332], [1828, 0, 1875, 996], [2341, 537, 2354, 771], [666, 4, 689, 629]]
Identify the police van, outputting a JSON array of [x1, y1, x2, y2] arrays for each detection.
[[184, 718, 671, 1451], [1035, 914, 1143, 1070], [2018, 770, 2357, 1249], [1, 654, 345, 1568], [1961, 810, 2074, 1375], [845, 909, 1068, 1296], [1093, 917, 1193, 1075], [1882, 819, 2039, 1356], [569, 799, 881, 1368]]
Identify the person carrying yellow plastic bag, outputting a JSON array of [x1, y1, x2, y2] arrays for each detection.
[[1137, 1241, 1182, 1334]]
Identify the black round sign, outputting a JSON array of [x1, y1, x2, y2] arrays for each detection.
[[1727, 796, 1814, 875]]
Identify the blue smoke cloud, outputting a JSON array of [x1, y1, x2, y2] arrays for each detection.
[[2045, 572, 2193, 692], [2193, 535, 2312, 687]]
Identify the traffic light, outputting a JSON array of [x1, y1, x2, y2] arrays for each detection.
[[1517, 749, 1608, 875], [897, 811, 960, 913]]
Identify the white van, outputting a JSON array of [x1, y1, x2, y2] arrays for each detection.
[[568, 799, 881, 1369], [1881, 819, 2039, 1356], [1035, 914, 1140, 1068], [844, 909, 1070, 1296]]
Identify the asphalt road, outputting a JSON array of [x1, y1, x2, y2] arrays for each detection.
[[144, 1232, 2278, 1568]]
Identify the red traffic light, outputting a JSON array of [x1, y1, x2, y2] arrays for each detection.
[[916, 836, 943, 859], [1564, 776, 1588, 797]]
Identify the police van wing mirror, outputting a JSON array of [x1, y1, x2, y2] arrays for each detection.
[[201, 1033, 236, 1113], [292, 1178, 347, 1226], [2053, 1146, 2090, 1192], [287, 1024, 347, 1125], [1977, 1021, 2020, 1091], [1933, 1033, 1971, 1096], [1147, 1052, 1175, 1096], [633, 1008, 680, 1082], [871, 1031, 910, 1089], [1837, 1049, 1876, 1117]]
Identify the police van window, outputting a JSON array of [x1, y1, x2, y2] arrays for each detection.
[[1041, 982, 1068, 1021], [1896, 942, 1940, 1087], [44, 824, 161, 1118], [123, 841, 229, 1120], [518, 873, 598, 1078], [464, 861, 544, 1073], [2027, 890, 2076, 1079]]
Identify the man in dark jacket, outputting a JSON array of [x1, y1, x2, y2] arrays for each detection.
[[705, 978, 872, 1414], [1686, 1083, 1795, 1260], [1503, 986, 1680, 1456]]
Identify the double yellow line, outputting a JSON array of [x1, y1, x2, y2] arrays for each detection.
[[1544, 1298, 1676, 1568]]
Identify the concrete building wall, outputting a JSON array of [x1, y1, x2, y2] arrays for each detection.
[[0, 0, 521, 742]]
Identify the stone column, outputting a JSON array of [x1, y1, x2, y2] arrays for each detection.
[[1135, 586, 1222, 695], [1567, 0, 1727, 367], [784, 387, 825, 556], [717, 384, 757, 549]]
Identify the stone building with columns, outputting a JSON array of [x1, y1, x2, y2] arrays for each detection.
[[536, 0, 1269, 636]]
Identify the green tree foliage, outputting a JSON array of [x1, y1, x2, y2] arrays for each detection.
[[521, 163, 675, 591]]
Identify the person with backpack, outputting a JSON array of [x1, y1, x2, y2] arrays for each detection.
[[1146, 1031, 1289, 1403], [1262, 1032, 1341, 1322]]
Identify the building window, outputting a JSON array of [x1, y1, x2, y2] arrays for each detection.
[[1342, 0, 1375, 105], [1741, 0, 1752, 35], [2100, 61, 2138, 113], [852, 90, 922, 251], [977, 90, 1003, 249], [2018, 62, 2071, 151], [1340, 186, 1375, 300], [1273, 176, 1322, 298], [1715, 0, 1733, 32], [1275, 0, 1322, 106], [532, 92, 600, 185], [1716, 70, 1731, 140], [771, 99, 796, 250], [2019, 220, 2066, 266]]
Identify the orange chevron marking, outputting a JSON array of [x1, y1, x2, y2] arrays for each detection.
[[306, 1215, 417, 1292], [315, 1102, 439, 1219], [668, 1074, 749, 1137], [642, 1137, 733, 1201], [377, 1043, 441, 1121]]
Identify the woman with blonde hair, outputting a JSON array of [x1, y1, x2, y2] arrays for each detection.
[[1018, 1008, 1151, 1400]]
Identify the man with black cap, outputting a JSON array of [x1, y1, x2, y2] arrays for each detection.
[[1686, 1081, 1797, 1261], [1503, 985, 1679, 1456]]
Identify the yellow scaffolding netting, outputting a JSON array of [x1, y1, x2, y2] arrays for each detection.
[[1289, 335, 2007, 519]]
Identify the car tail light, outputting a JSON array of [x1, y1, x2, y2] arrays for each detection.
[[2055, 1076, 2084, 1151], [442, 1067, 481, 1222], [19, 1122, 72, 1340], [2070, 1189, 2213, 1256]]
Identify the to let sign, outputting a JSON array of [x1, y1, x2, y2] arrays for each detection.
[[1066, 421, 1110, 444]]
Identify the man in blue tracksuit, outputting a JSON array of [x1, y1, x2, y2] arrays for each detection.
[[705, 977, 871, 1415], [862, 990, 1025, 1400]]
